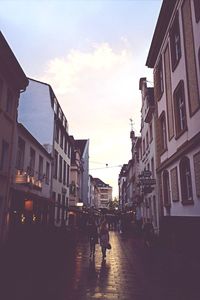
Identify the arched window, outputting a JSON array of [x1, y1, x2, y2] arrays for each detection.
[[179, 157, 193, 203]]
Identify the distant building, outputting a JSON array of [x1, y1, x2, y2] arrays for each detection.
[[0, 32, 28, 241], [18, 78, 72, 227], [10, 123, 52, 228], [146, 0, 200, 245], [118, 164, 128, 210], [139, 78, 159, 233], [73, 139, 89, 206], [89, 175, 100, 209], [93, 178, 112, 209], [69, 136, 83, 207]]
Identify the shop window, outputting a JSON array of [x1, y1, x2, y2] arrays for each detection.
[[170, 13, 181, 71], [174, 81, 187, 138], [180, 156, 193, 204], [194, 0, 200, 22]]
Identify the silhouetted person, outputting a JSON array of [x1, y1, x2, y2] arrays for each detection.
[[99, 220, 109, 260]]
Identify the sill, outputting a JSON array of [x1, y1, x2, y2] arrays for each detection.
[[181, 200, 194, 205], [175, 127, 187, 140]]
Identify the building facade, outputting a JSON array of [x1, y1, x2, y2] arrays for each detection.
[[0, 32, 28, 241], [18, 78, 72, 228], [93, 178, 112, 209], [146, 0, 200, 245], [139, 78, 159, 233], [10, 123, 52, 229]]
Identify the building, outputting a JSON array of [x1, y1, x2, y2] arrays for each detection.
[[89, 175, 100, 209], [69, 137, 83, 208], [146, 0, 200, 246], [0, 32, 28, 241], [118, 164, 128, 210], [73, 139, 89, 207], [93, 178, 112, 209], [139, 78, 159, 233], [18, 78, 72, 227], [10, 123, 52, 229]]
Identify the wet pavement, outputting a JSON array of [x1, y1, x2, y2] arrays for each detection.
[[0, 229, 200, 300]]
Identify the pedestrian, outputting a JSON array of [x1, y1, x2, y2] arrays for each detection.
[[142, 219, 154, 247], [88, 217, 99, 259], [99, 220, 110, 260]]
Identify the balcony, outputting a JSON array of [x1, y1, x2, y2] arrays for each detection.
[[15, 170, 42, 190]]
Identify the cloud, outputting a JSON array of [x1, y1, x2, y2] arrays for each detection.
[[39, 42, 144, 196]]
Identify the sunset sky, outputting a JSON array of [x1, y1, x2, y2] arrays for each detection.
[[0, 0, 162, 197]]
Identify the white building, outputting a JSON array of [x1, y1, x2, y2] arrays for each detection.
[[18, 79, 72, 228], [139, 78, 159, 233], [146, 0, 200, 244], [10, 123, 52, 228]]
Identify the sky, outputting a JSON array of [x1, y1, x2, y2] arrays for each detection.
[[0, 0, 162, 198]]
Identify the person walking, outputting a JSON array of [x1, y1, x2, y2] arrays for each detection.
[[99, 220, 110, 260], [88, 217, 99, 259]]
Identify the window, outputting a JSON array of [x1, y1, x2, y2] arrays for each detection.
[[67, 164, 70, 187], [56, 194, 61, 223], [59, 155, 63, 182], [63, 160, 66, 185], [180, 157, 193, 203], [143, 139, 145, 155], [45, 162, 50, 184], [0, 79, 3, 103], [162, 170, 171, 208], [170, 167, 179, 202], [64, 136, 67, 154], [60, 130, 63, 149], [150, 122, 153, 142], [170, 13, 181, 70], [55, 124, 59, 144], [54, 150, 58, 179], [68, 144, 71, 158], [155, 58, 164, 100], [194, 0, 200, 22], [0, 140, 9, 171], [16, 137, 25, 170], [193, 151, 200, 197], [146, 132, 149, 149], [6, 89, 13, 116], [159, 113, 167, 152], [151, 157, 154, 178], [38, 156, 44, 180], [174, 81, 187, 137], [28, 148, 35, 176]]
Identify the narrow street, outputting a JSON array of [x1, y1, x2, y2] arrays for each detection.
[[0, 229, 199, 300]]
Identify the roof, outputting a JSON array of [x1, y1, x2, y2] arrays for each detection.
[[93, 177, 112, 188], [146, 0, 177, 68], [0, 31, 28, 90]]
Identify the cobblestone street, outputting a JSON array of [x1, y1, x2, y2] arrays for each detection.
[[0, 230, 200, 300]]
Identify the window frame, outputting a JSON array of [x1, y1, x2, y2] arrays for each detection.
[[173, 80, 187, 139], [170, 13, 182, 71], [179, 156, 193, 204]]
